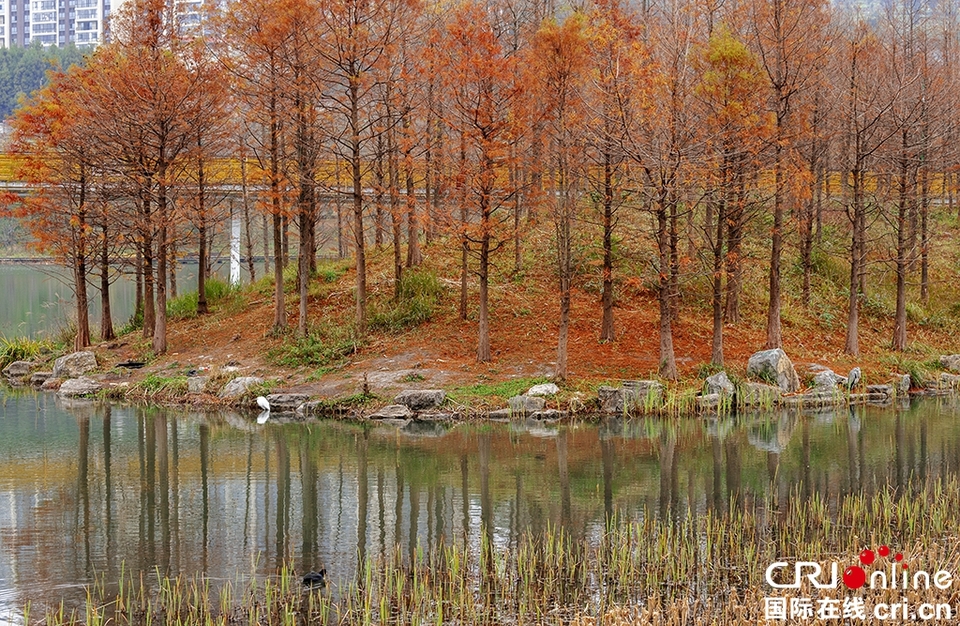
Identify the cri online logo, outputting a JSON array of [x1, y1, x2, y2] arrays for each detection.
[[765, 545, 954, 591]]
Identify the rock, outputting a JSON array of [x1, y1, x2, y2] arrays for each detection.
[[812, 369, 845, 391], [738, 382, 782, 407], [897, 374, 912, 395], [508, 395, 546, 415], [52, 351, 98, 379], [598, 386, 625, 413], [747, 348, 801, 392], [187, 376, 209, 394], [41, 377, 63, 391], [2, 360, 33, 379], [527, 383, 560, 397], [623, 380, 665, 409], [866, 384, 893, 398], [297, 401, 325, 418], [369, 404, 414, 419], [783, 391, 838, 408], [394, 389, 446, 411], [29, 371, 52, 387], [698, 393, 722, 411], [58, 377, 103, 397], [937, 373, 960, 390], [598, 381, 664, 414], [487, 408, 513, 420], [705, 371, 735, 396], [219, 376, 264, 399], [940, 355, 960, 373], [264, 393, 309, 411]]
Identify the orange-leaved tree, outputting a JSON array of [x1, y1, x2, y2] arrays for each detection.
[[9, 64, 98, 349], [435, 2, 526, 363]]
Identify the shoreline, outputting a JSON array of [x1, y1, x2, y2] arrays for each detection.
[[4, 345, 959, 422]]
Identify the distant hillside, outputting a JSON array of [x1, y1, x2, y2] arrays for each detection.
[[0, 42, 86, 120]]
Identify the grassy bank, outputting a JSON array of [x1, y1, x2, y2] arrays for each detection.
[[24, 476, 960, 625]]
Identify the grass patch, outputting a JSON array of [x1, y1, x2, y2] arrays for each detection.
[[166, 277, 238, 320], [0, 335, 53, 370], [129, 373, 188, 401], [268, 322, 362, 369], [449, 377, 550, 406], [369, 269, 443, 332]]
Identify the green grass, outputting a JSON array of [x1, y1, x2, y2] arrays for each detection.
[[268, 321, 362, 369], [129, 373, 188, 400], [166, 277, 238, 320], [448, 377, 551, 405], [0, 335, 53, 370], [369, 269, 444, 332]]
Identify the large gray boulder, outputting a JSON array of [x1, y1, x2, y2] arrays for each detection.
[[747, 349, 800, 393], [598, 380, 665, 414], [738, 382, 782, 407], [52, 351, 98, 379], [940, 355, 960, 373], [394, 389, 446, 411], [705, 371, 735, 396], [265, 393, 309, 411], [58, 376, 103, 398], [812, 369, 845, 391], [219, 376, 264, 399], [2, 360, 33, 380], [527, 383, 560, 397], [508, 394, 546, 415]]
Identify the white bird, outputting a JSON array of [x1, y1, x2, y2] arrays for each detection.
[[256, 396, 271, 412], [847, 367, 862, 391]]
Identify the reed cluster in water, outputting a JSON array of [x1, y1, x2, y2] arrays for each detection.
[[24, 477, 960, 625]]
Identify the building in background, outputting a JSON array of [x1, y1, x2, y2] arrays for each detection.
[[0, 0, 123, 48]]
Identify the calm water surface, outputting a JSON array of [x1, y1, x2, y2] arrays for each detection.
[[1, 388, 960, 622], [0, 260, 244, 339]]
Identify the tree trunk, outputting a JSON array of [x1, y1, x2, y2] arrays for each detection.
[[893, 133, 911, 352], [845, 168, 863, 356], [262, 214, 271, 275], [766, 143, 784, 349], [657, 196, 677, 380], [600, 146, 615, 343], [404, 114, 421, 268], [241, 155, 256, 283], [388, 122, 402, 300], [350, 78, 367, 332], [459, 131, 468, 321], [270, 82, 286, 333], [74, 177, 90, 349], [154, 174, 169, 355], [141, 190, 155, 339], [99, 219, 114, 341], [197, 216, 208, 315]]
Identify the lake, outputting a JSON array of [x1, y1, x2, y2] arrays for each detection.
[[1, 386, 959, 623], [0, 260, 246, 340]]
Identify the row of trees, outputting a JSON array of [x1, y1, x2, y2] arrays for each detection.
[[5, 0, 960, 379], [0, 42, 86, 118]]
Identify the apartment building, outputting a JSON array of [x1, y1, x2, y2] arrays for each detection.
[[0, 0, 113, 47]]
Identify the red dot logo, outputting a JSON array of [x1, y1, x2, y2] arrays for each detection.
[[843, 566, 867, 589], [895, 553, 904, 562], [878, 545, 890, 557], [859, 549, 875, 565]]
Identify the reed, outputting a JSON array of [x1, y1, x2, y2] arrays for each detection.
[[22, 477, 960, 625]]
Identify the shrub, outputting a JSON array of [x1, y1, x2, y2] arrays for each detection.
[[0, 335, 52, 370], [370, 270, 443, 332], [268, 322, 361, 369]]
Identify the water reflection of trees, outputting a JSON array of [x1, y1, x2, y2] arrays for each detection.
[[7, 396, 960, 607]]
